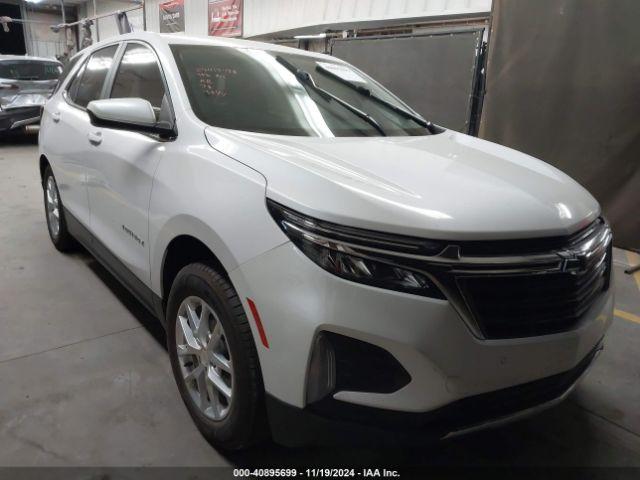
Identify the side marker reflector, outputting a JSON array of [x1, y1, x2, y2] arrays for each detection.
[[247, 298, 269, 348]]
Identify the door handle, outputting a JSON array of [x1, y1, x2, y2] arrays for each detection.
[[88, 131, 102, 146], [51, 111, 61, 123]]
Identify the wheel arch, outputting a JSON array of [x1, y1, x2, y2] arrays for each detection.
[[160, 234, 230, 305], [39, 154, 50, 187], [152, 215, 239, 304]]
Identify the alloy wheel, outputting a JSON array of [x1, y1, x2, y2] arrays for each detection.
[[45, 176, 60, 238], [175, 296, 234, 420]]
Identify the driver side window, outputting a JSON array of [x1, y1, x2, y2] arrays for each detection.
[[110, 43, 167, 120], [67, 45, 118, 108]]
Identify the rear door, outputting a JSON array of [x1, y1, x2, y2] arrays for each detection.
[[40, 44, 119, 227], [86, 41, 172, 287]]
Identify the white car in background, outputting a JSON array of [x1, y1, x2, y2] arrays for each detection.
[[0, 55, 62, 134], [38, 33, 613, 449]]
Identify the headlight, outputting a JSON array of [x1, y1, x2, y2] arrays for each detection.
[[267, 199, 446, 299]]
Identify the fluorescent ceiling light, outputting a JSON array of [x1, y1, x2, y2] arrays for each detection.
[[294, 33, 327, 39]]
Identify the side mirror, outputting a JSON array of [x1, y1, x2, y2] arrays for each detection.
[[86, 98, 175, 137]]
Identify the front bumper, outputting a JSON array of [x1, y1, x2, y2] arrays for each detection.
[[266, 341, 601, 446], [0, 106, 42, 132], [230, 241, 613, 443]]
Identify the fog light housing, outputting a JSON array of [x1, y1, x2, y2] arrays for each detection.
[[305, 331, 411, 405], [306, 333, 336, 404]]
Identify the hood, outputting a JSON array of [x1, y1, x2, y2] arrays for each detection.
[[205, 127, 600, 241]]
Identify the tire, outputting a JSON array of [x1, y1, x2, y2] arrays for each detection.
[[166, 263, 266, 450], [43, 166, 76, 252]]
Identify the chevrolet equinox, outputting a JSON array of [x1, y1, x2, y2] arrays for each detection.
[[39, 33, 613, 449]]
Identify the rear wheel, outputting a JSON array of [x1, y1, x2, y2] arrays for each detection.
[[166, 263, 266, 450], [43, 166, 75, 252]]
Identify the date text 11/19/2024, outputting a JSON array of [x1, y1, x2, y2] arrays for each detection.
[[232, 468, 401, 478]]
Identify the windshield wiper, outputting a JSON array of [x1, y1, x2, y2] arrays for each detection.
[[275, 55, 386, 137], [315, 64, 437, 133]]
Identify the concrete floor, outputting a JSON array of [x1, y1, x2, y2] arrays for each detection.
[[1, 134, 640, 467]]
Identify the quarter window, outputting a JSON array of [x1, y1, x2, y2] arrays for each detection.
[[68, 45, 118, 108], [110, 43, 166, 113]]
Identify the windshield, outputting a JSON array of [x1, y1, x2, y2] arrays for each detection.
[[171, 45, 432, 137], [0, 60, 62, 81]]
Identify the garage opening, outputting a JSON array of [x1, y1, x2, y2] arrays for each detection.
[[0, 3, 26, 55]]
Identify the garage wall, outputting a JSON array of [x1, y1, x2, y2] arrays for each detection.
[[1, 0, 77, 58], [332, 28, 484, 133], [479, 0, 640, 249], [244, 0, 492, 37], [23, 10, 66, 58], [143, 0, 492, 38], [77, 0, 144, 42]]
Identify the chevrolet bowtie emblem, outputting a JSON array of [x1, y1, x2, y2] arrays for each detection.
[[557, 250, 587, 273]]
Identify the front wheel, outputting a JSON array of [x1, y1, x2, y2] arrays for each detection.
[[43, 166, 76, 252], [166, 263, 266, 450]]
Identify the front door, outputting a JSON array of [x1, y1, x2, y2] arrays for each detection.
[[86, 42, 171, 287]]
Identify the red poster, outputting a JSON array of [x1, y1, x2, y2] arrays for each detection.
[[159, 0, 185, 33], [208, 0, 243, 37]]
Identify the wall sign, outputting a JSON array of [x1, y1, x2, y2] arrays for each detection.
[[159, 0, 185, 33], [208, 0, 243, 37]]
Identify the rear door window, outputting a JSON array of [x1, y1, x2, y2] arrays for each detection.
[[68, 45, 118, 108]]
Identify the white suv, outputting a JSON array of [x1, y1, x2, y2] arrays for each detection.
[[39, 33, 613, 449]]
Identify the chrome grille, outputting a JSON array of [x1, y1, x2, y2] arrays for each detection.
[[442, 218, 613, 339], [456, 248, 611, 338]]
